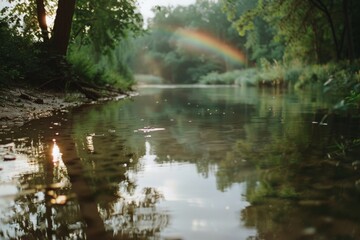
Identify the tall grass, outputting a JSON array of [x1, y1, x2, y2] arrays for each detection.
[[195, 58, 360, 109], [68, 48, 134, 91], [257, 59, 285, 86], [199, 69, 259, 86]]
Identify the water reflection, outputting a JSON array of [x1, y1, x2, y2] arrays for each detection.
[[0, 135, 84, 239], [96, 141, 169, 238], [52, 139, 62, 163], [0, 86, 359, 239], [86, 134, 95, 153]]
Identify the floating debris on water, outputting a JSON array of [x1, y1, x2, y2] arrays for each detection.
[[1, 142, 16, 161], [135, 127, 166, 133], [4, 154, 16, 161], [302, 227, 316, 236]]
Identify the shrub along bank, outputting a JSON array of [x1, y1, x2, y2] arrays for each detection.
[[199, 60, 360, 112]]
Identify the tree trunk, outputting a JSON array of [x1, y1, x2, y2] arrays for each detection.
[[51, 0, 76, 56], [309, 0, 341, 60], [311, 22, 319, 62], [36, 0, 49, 42], [343, 0, 355, 62]]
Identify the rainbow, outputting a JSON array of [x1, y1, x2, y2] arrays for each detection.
[[157, 27, 247, 65]]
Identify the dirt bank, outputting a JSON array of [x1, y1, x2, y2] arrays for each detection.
[[0, 83, 136, 137], [0, 86, 87, 130]]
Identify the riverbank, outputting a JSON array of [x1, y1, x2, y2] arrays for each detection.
[[0, 85, 130, 131], [0, 86, 84, 129]]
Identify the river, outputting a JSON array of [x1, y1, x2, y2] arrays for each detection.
[[0, 85, 359, 239]]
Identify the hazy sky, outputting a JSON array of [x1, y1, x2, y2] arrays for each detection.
[[0, 1, 196, 26], [138, 0, 196, 21]]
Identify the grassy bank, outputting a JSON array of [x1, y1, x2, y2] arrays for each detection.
[[199, 60, 360, 112], [0, 20, 135, 99]]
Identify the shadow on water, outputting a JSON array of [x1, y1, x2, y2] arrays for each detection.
[[0, 86, 360, 239]]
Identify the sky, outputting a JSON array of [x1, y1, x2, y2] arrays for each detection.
[[0, 1, 195, 27], [138, 0, 196, 21], [0, 1, 195, 23]]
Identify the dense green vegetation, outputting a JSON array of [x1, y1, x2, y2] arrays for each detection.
[[0, 0, 359, 108], [131, 0, 245, 84], [0, 0, 142, 95], [132, 0, 360, 81], [130, 0, 359, 109]]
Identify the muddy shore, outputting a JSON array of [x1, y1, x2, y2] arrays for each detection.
[[0, 85, 130, 131]]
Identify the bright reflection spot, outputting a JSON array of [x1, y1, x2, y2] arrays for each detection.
[[50, 195, 67, 205], [52, 139, 62, 163], [86, 134, 95, 153], [135, 127, 165, 133], [138, 140, 157, 162], [45, 14, 55, 28], [192, 219, 208, 231], [145, 141, 151, 155]]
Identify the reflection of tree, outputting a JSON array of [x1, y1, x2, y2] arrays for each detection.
[[242, 194, 360, 239], [2, 86, 356, 239], [69, 87, 360, 240], [222, 89, 360, 239], [213, 87, 334, 191], [0, 111, 169, 239], [131, 87, 360, 239], [0, 134, 84, 239], [71, 106, 170, 238], [129, 87, 334, 193], [100, 187, 168, 238]]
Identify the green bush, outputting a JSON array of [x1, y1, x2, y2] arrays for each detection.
[[199, 70, 246, 85], [104, 69, 134, 90], [68, 51, 99, 82], [234, 68, 259, 86], [294, 63, 340, 89], [284, 67, 302, 83], [258, 59, 285, 85], [68, 49, 134, 91], [0, 20, 38, 84], [199, 72, 223, 85]]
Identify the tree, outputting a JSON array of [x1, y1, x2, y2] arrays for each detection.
[[221, 0, 284, 64], [222, 0, 360, 63], [131, 0, 246, 83], [2, 0, 143, 56], [51, 0, 76, 55]]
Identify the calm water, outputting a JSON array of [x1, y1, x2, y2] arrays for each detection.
[[0, 86, 359, 240]]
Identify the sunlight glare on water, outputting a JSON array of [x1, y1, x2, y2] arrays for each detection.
[[52, 139, 62, 163]]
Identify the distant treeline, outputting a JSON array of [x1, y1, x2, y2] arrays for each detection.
[[130, 0, 360, 85]]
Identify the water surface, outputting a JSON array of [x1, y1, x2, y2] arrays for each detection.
[[0, 86, 359, 239]]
